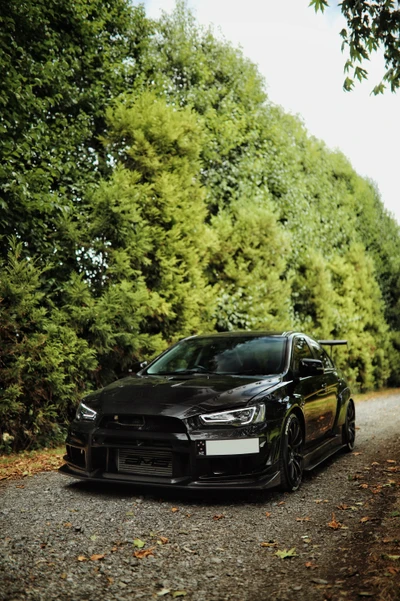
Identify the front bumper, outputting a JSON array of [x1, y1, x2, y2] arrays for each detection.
[[59, 418, 282, 490]]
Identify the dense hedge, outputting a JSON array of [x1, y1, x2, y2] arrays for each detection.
[[1, 1, 400, 451]]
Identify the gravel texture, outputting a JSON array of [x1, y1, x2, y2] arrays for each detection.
[[1, 394, 400, 601]]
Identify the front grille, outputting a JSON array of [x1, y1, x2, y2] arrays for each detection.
[[117, 448, 173, 477], [99, 414, 187, 433]]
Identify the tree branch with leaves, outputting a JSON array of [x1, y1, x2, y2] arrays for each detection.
[[310, 0, 400, 93]]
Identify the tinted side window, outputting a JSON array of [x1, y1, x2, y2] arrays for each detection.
[[292, 337, 313, 373], [308, 339, 334, 370]]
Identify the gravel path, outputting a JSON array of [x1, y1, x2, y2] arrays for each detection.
[[1, 394, 400, 601]]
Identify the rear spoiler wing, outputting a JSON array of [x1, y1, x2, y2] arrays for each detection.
[[318, 339, 347, 358]]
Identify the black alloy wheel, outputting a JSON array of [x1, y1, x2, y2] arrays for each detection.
[[279, 413, 304, 492], [342, 400, 356, 452]]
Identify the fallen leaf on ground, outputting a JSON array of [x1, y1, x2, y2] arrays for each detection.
[[157, 589, 170, 597], [261, 541, 278, 548], [90, 554, 105, 561], [360, 516, 372, 523], [386, 459, 396, 464], [275, 547, 297, 559], [133, 539, 145, 548], [385, 554, 400, 561], [0, 448, 64, 481], [107, 576, 114, 584], [386, 567, 399, 575], [265, 512, 272, 518], [328, 513, 343, 530], [134, 547, 155, 559], [305, 561, 318, 569], [296, 516, 311, 522], [158, 536, 168, 544], [77, 555, 87, 562], [213, 514, 225, 521], [63, 522, 72, 528], [171, 507, 179, 513], [172, 591, 187, 598], [278, 501, 285, 506]]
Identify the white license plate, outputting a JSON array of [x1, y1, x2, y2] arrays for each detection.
[[205, 438, 259, 456]]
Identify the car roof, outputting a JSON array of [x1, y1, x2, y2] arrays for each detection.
[[185, 331, 292, 339]]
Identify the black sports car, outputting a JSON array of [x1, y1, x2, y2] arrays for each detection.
[[60, 331, 355, 491]]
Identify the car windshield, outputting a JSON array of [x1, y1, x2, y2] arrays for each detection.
[[146, 335, 287, 376]]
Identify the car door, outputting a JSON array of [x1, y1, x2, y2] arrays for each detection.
[[291, 336, 335, 445], [306, 337, 340, 434]]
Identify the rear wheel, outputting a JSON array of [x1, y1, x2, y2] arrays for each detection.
[[279, 413, 304, 492], [342, 400, 356, 452]]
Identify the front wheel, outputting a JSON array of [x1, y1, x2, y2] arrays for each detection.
[[279, 413, 304, 492], [342, 400, 356, 452]]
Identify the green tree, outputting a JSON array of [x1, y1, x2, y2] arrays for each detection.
[[81, 91, 217, 368], [0, 240, 96, 452], [0, 0, 152, 282]]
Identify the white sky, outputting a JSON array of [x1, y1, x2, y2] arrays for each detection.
[[143, 0, 400, 225]]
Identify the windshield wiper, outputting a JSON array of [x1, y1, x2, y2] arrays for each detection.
[[172, 368, 215, 375]]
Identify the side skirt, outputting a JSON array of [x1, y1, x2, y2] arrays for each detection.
[[303, 435, 345, 472]]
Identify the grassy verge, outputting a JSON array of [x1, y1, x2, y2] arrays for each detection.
[[0, 446, 65, 481], [354, 387, 400, 404]]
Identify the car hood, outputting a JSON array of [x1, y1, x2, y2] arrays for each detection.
[[95, 374, 282, 420]]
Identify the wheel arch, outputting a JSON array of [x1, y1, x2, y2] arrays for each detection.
[[285, 405, 305, 440]]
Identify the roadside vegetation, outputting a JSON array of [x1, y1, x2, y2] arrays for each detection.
[[1, 0, 400, 452]]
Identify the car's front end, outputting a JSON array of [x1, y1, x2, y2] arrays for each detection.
[[60, 372, 287, 490]]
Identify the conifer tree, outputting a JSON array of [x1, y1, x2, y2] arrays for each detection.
[[82, 91, 216, 366]]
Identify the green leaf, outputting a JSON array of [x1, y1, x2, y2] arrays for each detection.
[[309, 0, 329, 13], [275, 548, 297, 559], [133, 539, 146, 548], [172, 592, 187, 598], [343, 77, 355, 91]]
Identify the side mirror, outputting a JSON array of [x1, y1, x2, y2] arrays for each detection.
[[128, 360, 148, 374], [299, 358, 324, 377]]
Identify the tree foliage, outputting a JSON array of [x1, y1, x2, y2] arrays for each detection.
[[310, 0, 400, 93]]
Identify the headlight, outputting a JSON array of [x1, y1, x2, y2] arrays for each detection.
[[199, 403, 266, 427], [75, 402, 97, 421]]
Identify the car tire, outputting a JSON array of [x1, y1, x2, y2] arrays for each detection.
[[342, 400, 356, 452], [279, 413, 304, 492]]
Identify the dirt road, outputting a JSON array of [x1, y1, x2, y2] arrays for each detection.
[[1, 394, 400, 601]]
